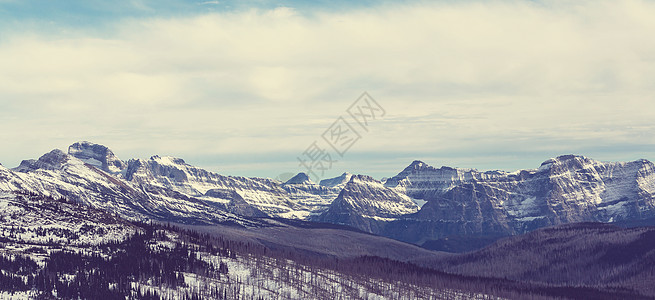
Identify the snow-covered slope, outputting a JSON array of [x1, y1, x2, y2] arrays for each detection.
[[123, 157, 342, 218]]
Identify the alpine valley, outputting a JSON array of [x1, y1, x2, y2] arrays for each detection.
[[1, 141, 655, 299]]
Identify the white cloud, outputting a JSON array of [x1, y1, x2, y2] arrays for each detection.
[[1, 0, 655, 177]]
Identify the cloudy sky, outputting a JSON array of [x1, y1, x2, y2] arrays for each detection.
[[1, 0, 654, 181]]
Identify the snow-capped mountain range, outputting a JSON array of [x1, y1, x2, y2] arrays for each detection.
[[2, 141, 655, 247], [381, 154, 655, 245]]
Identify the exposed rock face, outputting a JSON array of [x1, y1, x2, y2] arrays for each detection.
[[383, 155, 655, 244], [68, 141, 127, 173], [314, 175, 419, 233]]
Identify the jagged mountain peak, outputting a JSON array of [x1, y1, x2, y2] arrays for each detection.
[[348, 174, 379, 184], [68, 141, 126, 173], [284, 172, 312, 185], [397, 160, 435, 174], [14, 149, 71, 172], [41, 148, 68, 162]]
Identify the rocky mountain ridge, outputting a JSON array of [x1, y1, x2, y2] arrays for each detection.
[[0, 142, 349, 224], [2, 141, 655, 251], [380, 154, 655, 246]]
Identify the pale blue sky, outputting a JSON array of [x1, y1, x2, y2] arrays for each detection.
[[1, 0, 655, 181]]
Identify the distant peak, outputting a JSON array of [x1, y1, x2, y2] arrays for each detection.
[[410, 160, 426, 167], [348, 174, 377, 183], [42, 149, 68, 161], [284, 172, 312, 185], [401, 160, 432, 173], [319, 172, 353, 187]]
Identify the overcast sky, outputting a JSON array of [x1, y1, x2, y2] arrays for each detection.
[[1, 0, 655, 181]]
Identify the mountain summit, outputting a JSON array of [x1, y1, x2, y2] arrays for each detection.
[[68, 141, 127, 173], [284, 172, 313, 185]]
